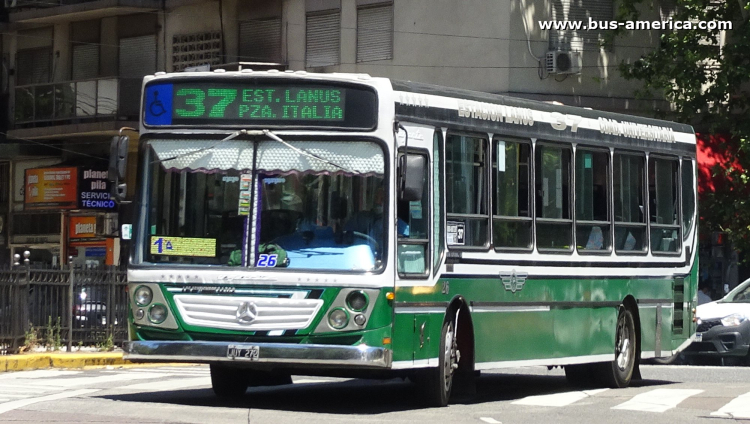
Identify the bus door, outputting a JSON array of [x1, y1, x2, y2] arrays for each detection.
[[394, 124, 445, 363]]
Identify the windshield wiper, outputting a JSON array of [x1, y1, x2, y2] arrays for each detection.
[[261, 129, 348, 172], [152, 129, 351, 173], [151, 129, 252, 164]]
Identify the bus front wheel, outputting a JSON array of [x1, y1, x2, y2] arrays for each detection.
[[210, 364, 248, 398], [420, 319, 458, 407], [600, 307, 636, 388]]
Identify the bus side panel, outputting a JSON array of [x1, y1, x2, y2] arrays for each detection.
[[472, 310, 557, 362]]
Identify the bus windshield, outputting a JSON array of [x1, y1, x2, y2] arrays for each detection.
[[144, 138, 386, 272]]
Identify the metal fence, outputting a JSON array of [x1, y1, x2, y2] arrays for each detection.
[[0, 265, 127, 355]]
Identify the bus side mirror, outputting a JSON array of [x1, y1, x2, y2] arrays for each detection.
[[399, 154, 425, 202], [109, 135, 129, 202]]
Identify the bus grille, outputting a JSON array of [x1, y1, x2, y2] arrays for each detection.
[[173, 295, 324, 331]]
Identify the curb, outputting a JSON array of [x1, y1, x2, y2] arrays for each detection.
[[0, 352, 131, 372]]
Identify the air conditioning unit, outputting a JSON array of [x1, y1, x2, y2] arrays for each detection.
[[546, 50, 582, 75]]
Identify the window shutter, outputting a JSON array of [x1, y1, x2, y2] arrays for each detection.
[[239, 18, 282, 62], [357, 4, 393, 62], [72, 44, 99, 80], [119, 35, 157, 78], [306, 11, 340, 67], [16, 48, 51, 85]]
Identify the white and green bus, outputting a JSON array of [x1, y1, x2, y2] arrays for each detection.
[[120, 70, 698, 406]]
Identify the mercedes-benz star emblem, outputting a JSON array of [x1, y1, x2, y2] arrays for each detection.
[[236, 301, 258, 324]]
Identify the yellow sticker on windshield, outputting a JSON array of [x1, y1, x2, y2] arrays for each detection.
[[150, 236, 216, 257]]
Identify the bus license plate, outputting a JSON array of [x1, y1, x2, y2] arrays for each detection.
[[695, 333, 703, 342], [227, 344, 259, 360]]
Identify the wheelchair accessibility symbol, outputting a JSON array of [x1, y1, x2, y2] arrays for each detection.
[[144, 83, 173, 126], [149, 91, 166, 117]]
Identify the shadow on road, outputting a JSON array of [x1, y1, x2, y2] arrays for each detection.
[[100, 371, 678, 414]]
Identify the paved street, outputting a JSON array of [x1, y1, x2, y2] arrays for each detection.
[[0, 365, 749, 423]]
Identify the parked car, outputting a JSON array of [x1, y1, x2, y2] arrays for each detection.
[[74, 287, 108, 328], [683, 277, 750, 365]]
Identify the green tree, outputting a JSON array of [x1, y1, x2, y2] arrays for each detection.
[[616, 0, 750, 258]]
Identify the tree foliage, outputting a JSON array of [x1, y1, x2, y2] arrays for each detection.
[[616, 0, 750, 258]]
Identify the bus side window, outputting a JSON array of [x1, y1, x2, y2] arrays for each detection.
[[398, 151, 430, 277], [613, 152, 647, 253]]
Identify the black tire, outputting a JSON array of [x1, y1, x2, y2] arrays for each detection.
[[599, 307, 636, 388], [210, 365, 248, 398], [421, 319, 457, 407]]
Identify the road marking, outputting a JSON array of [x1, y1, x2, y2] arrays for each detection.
[[34, 372, 176, 388], [513, 389, 609, 407], [479, 418, 502, 423], [0, 370, 82, 380], [0, 389, 99, 415], [711, 391, 750, 419], [116, 377, 211, 392], [611, 389, 703, 413]]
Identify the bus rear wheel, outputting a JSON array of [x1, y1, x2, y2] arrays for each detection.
[[210, 364, 248, 398], [600, 307, 636, 388], [420, 319, 458, 407]]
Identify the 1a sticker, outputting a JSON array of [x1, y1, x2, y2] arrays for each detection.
[[150, 236, 216, 257]]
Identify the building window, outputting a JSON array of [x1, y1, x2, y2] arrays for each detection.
[[16, 48, 51, 86], [356, 2, 393, 62], [72, 44, 99, 80], [549, 0, 613, 51], [119, 35, 157, 77], [239, 18, 282, 62], [172, 32, 223, 72], [306, 10, 341, 67], [71, 20, 101, 81], [16, 28, 53, 86]]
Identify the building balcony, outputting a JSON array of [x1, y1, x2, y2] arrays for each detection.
[[10, 77, 140, 139], [7, 0, 161, 24]]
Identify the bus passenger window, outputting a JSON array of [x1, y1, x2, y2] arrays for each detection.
[[446, 134, 488, 248], [576, 149, 611, 252], [492, 138, 532, 249], [613, 153, 647, 253], [649, 156, 680, 253], [535, 143, 572, 250]]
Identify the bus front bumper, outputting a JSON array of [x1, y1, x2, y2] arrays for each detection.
[[124, 341, 392, 369]]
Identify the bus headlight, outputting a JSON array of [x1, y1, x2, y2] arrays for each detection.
[[148, 304, 168, 324], [328, 308, 349, 329], [346, 290, 369, 312], [353, 314, 366, 326], [134, 286, 153, 306]]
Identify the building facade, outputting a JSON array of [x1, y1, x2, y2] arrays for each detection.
[[0, 0, 674, 266]]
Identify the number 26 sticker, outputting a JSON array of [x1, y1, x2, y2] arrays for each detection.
[[257, 254, 278, 267]]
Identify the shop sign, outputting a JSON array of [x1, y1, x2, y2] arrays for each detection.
[[70, 216, 97, 239], [79, 168, 116, 210], [24, 167, 78, 210], [69, 216, 105, 247]]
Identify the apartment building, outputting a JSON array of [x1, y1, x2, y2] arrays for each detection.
[[0, 0, 673, 265]]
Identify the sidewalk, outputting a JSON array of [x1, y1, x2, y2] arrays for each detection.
[[0, 350, 131, 372]]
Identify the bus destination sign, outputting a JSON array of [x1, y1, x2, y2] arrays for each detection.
[[144, 81, 377, 129]]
